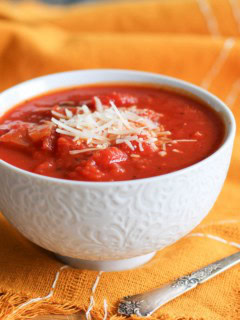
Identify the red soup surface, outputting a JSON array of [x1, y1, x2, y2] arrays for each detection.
[[0, 84, 225, 182]]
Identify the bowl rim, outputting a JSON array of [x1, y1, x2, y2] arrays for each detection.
[[0, 68, 236, 186]]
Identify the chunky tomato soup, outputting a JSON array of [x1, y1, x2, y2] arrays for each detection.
[[0, 85, 224, 182]]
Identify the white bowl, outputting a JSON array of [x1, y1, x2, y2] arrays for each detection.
[[0, 70, 236, 271]]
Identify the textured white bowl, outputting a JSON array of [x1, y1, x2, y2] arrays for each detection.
[[0, 70, 236, 271]]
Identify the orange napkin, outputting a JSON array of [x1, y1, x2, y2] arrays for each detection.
[[0, 0, 239, 319]]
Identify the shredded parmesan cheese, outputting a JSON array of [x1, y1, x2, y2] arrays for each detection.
[[173, 139, 197, 142], [131, 154, 140, 158], [172, 149, 183, 153], [51, 97, 197, 155], [159, 151, 167, 157]]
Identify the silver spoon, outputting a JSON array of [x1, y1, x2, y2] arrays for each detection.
[[118, 251, 240, 317]]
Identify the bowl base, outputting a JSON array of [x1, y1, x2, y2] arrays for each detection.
[[56, 252, 156, 271]]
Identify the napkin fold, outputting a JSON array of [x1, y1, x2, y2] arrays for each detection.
[[0, 0, 239, 319]]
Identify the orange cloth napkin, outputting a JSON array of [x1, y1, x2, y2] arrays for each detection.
[[0, 0, 239, 319]]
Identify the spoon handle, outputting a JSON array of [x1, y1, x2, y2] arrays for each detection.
[[118, 251, 240, 317]]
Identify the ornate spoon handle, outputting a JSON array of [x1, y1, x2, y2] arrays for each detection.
[[118, 251, 240, 317]]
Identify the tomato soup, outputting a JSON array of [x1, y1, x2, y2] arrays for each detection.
[[0, 85, 225, 182]]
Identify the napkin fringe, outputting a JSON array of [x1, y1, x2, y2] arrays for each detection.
[[0, 290, 205, 320], [0, 291, 79, 320]]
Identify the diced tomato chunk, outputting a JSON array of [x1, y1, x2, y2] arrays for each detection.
[[75, 159, 105, 181], [0, 127, 30, 148], [35, 159, 55, 175], [28, 123, 57, 152], [28, 124, 53, 142], [93, 147, 128, 168], [109, 162, 126, 176], [57, 136, 74, 155], [57, 136, 87, 156], [42, 134, 56, 152]]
